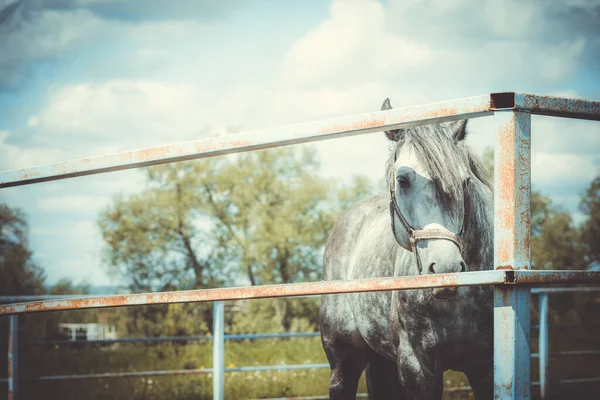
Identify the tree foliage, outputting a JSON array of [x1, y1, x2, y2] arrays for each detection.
[[579, 176, 600, 265], [0, 205, 98, 343], [0, 204, 45, 296], [99, 147, 373, 291], [98, 146, 374, 332]]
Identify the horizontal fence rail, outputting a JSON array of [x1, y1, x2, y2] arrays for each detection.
[[0, 270, 505, 315], [515, 93, 600, 121], [27, 332, 321, 346], [1, 92, 599, 189], [531, 287, 600, 294], [2, 270, 600, 316], [532, 350, 600, 358], [532, 322, 600, 329], [4, 288, 598, 396], [36, 364, 332, 381], [0, 93, 496, 188]]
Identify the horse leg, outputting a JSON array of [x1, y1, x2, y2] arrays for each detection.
[[396, 348, 443, 400], [464, 362, 493, 399], [366, 351, 403, 400], [326, 343, 368, 400], [322, 330, 368, 400], [433, 371, 444, 399]]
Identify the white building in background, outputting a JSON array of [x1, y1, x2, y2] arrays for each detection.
[[58, 323, 117, 341]]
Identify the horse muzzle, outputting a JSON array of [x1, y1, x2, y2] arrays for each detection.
[[432, 286, 458, 299]]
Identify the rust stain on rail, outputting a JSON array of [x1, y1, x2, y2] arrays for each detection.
[[316, 104, 491, 135], [513, 270, 600, 285], [318, 117, 386, 135], [18, 170, 42, 181], [496, 115, 517, 231], [419, 104, 490, 119], [522, 94, 600, 116], [194, 139, 253, 154], [136, 144, 177, 162]]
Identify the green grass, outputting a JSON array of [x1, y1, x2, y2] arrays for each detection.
[[5, 324, 599, 399], [12, 338, 480, 400]]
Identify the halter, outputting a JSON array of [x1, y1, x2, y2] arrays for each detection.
[[389, 172, 469, 275]]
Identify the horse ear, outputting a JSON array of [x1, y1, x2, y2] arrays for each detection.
[[450, 119, 468, 142], [381, 98, 403, 142]]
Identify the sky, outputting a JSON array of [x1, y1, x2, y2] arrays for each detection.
[[0, 0, 599, 287]]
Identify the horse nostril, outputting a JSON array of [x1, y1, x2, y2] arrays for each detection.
[[428, 263, 436, 274], [460, 261, 466, 272]]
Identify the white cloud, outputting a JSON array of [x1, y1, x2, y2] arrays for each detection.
[[37, 195, 110, 212], [280, 0, 590, 103], [0, 0, 243, 89], [280, 0, 431, 88], [0, 8, 107, 87], [274, 0, 598, 210], [532, 116, 600, 156], [532, 152, 598, 191], [27, 116, 39, 127], [0, 130, 63, 170], [12, 80, 215, 164]]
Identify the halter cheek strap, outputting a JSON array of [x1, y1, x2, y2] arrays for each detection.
[[389, 178, 467, 274]]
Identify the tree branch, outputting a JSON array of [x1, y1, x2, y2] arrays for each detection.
[[175, 183, 205, 288], [204, 184, 258, 286]]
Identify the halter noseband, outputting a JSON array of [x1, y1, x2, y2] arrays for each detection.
[[389, 174, 469, 274]]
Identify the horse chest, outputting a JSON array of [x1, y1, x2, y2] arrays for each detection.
[[350, 291, 398, 359], [395, 289, 493, 359]]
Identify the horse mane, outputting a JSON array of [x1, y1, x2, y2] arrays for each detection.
[[385, 123, 494, 269], [462, 151, 494, 269]]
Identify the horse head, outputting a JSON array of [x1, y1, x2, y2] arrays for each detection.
[[382, 98, 479, 299]]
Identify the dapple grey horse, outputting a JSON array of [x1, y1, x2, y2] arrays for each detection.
[[320, 98, 494, 399]]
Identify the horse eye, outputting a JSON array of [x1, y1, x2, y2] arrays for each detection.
[[398, 177, 411, 189]]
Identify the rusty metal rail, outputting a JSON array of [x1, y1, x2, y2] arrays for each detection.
[[1, 270, 599, 316], [0, 93, 496, 188], [0, 270, 503, 315], [1, 92, 598, 189]]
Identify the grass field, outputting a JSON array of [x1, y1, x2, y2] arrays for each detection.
[[1, 293, 599, 399], [1, 337, 478, 399], [0, 332, 594, 400]]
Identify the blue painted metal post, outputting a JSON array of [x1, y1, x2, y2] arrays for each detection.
[[8, 315, 18, 400], [213, 302, 225, 400], [539, 293, 549, 399], [493, 110, 532, 399]]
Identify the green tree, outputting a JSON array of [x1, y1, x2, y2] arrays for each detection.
[[0, 203, 45, 295], [98, 146, 374, 332], [579, 176, 600, 265]]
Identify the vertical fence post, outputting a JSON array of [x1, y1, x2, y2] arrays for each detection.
[[493, 110, 532, 399], [213, 301, 225, 400], [539, 293, 549, 399], [8, 315, 18, 400]]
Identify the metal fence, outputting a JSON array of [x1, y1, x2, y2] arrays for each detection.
[[531, 287, 600, 398], [3, 288, 600, 398], [1, 92, 600, 400]]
